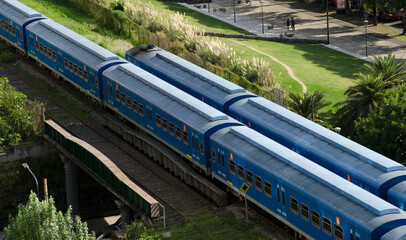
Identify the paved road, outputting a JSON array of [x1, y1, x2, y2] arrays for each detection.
[[182, 0, 406, 61]]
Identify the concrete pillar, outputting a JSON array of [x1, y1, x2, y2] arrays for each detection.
[[115, 200, 133, 227], [61, 155, 79, 218]]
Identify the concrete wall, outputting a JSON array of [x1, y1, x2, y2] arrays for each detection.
[[0, 141, 58, 162]]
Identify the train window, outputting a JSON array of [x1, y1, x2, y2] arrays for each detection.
[[64, 58, 68, 69], [39, 43, 43, 53], [282, 191, 285, 205], [237, 165, 244, 180], [30, 37, 34, 47], [183, 131, 188, 145], [138, 104, 144, 117], [290, 197, 299, 214], [74, 64, 78, 75], [20, 31, 23, 41], [52, 51, 56, 61], [115, 90, 120, 101], [218, 153, 221, 164], [334, 224, 343, 240], [44, 46, 48, 56], [162, 118, 167, 131], [35, 41, 39, 50], [12, 27, 15, 36], [58, 55, 62, 65], [120, 93, 125, 104], [229, 160, 236, 175], [255, 175, 262, 191], [83, 70, 88, 81], [16, 29, 19, 38], [195, 138, 198, 150], [48, 48, 52, 59], [169, 122, 174, 135], [246, 170, 253, 185], [264, 181, 272, 198], [277, 189, 280, 202], [311, 210, 320, 228], [95, 77, 99, 88], [221, 154, 224, 167], [175, 127, 181, 140], [78, 68, 83, 79], [322, 217, 332, 236], [211, 149, 216, 162], [132, 100, 138, 112], [350, 234, 353, 240], [69, 61, 73, 72], [1, 20, 3, 29], [126, 96, 131, 109], [301, 203, 309, 221], [155, 114, 161, 127], [200, 141, 204, 155]]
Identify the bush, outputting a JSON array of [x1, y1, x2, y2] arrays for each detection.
[[4, 193, 95, 240]]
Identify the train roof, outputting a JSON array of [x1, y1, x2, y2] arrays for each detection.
[[26, 19, 119, 68], [210, 126, 402, 227], [230, 97, 405, 181], [126, 46, 249, 105], [389, 182, 406, 203], [0, 0, 42, 25], [103, 63, 233, 131], [381, 225, 406, 240]]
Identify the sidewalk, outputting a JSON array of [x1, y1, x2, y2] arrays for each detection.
[[181, 0, 406, 61]]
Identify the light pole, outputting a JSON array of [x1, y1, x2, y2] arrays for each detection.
[[326, 0, 329, 44], [363, 18, 368, 57], [22, 163, 39, 197], [233, 0, 236, 23], [311, 93, 328, 122], [260, 0, 264, 34]]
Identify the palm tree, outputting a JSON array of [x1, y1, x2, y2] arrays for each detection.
[[334, 73, 387, 137], [363, 53, 406, 87], [287, 91, 330, 122], [364, 0, 389, 25]]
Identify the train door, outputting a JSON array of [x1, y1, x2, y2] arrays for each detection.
[[276, 184, 287, 218]]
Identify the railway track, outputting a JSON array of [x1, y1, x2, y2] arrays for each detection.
[[0, 47, 293, 240]]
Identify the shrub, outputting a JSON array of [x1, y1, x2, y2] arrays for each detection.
[[4, 193, 95, 240]]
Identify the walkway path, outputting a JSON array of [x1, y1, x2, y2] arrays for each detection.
[[229, 39, 308, 93], [182, 0, 406, 61]]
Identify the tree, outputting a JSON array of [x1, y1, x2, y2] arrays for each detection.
[[4, 192, 95, 240], [364, 53, 406, 87], [364, 0, 389, 25], [287, 91, 330, 122], [334, 73, 387, 137], [0, 77, 34, 148], [354, 84, 406, 163], [393, 0, 406, 34]]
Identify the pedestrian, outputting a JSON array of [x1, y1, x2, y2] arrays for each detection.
[[286, 18, 290, 30], [291, 17, 295, 31]]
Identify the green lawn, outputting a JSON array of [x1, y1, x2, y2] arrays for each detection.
[[221, 38, 369, 109]]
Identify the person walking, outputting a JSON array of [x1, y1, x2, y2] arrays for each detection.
[[286, 18, 290, 30], [291, 17, 295, 31]]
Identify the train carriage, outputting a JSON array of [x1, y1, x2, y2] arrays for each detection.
[[102, 63, 241, 175], [125, 45, 256, 112], [25, 18, 125, 103], [210, 125, 406, 240], [0, 0, 44, 52], [228, 97, 406, 209]]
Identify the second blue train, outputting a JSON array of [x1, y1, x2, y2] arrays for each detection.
[[125, 44, 406, 211]]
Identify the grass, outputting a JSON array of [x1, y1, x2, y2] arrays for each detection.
[[127, 0, 253, 35], [221, 38, 368, 109], [19, 0, 135, 58]]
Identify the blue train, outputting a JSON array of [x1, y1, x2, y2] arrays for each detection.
[[125, 45, 406, 211], [3, 1, 406, 239]]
